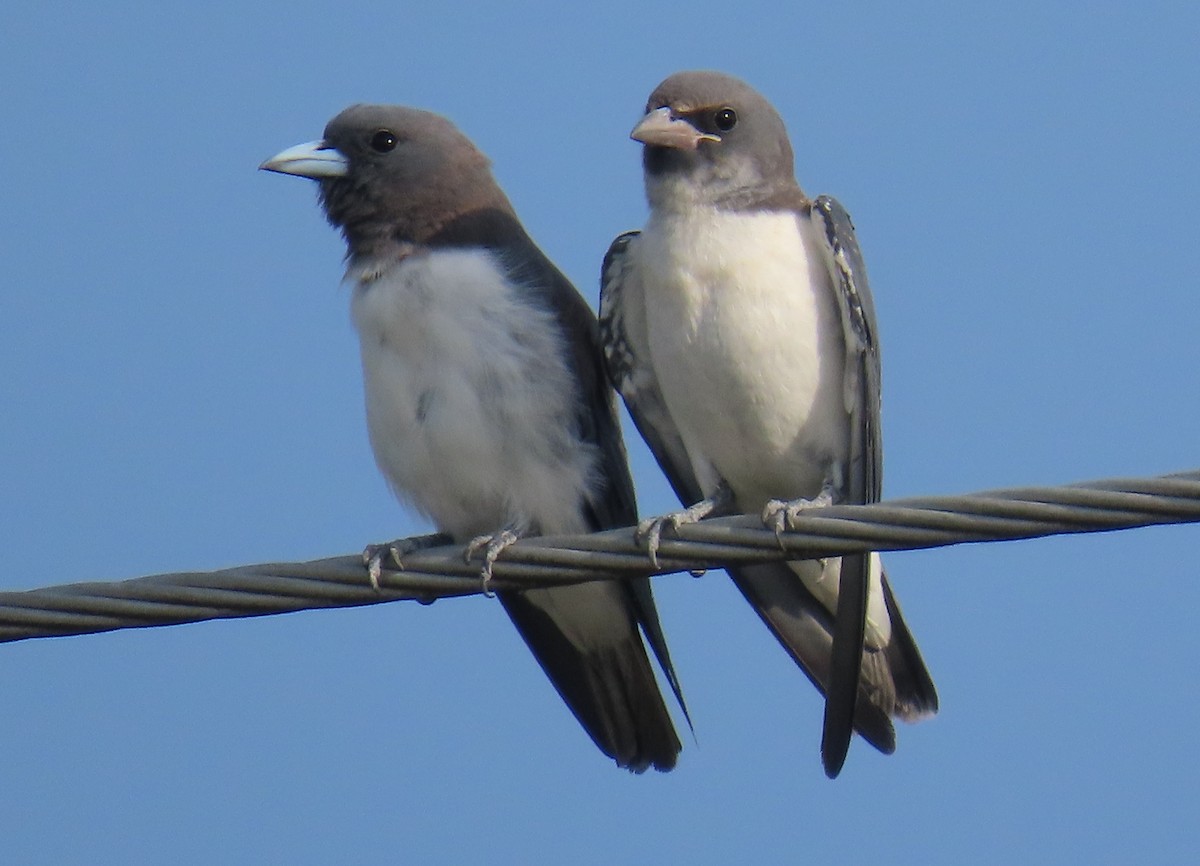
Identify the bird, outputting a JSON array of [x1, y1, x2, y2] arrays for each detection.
[[261, 103, 687, 772], [599, 70, 937, 777]]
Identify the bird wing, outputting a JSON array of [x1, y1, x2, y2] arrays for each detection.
[[600, 231, 704, 508], [807, 195, 881, 777], [492, 220, 690, 767]]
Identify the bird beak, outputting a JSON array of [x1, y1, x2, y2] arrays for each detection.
[[259, 140, 349, 178], [630, 106, 720, 150]]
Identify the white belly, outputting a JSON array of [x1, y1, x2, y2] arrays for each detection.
[[639, 208, 848, 505], [349, 249, 596, 540]]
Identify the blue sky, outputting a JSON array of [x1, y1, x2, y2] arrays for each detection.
[[4, 2, 1200, 863]]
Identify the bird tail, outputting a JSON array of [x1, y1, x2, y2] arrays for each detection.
[[879, 572, 939, 722], [728, 560, 937, 754], [498, 582, 681, 773]]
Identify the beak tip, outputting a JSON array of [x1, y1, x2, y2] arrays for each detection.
[[628, 107, 715, 151], [259, 140, 349, 179]]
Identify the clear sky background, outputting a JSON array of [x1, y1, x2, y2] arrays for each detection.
[[3, 2, 1199, 863]]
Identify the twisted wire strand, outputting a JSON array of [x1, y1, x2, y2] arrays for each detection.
[[3, 469, 1198, 644]]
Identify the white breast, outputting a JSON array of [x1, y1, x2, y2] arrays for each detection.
[[637, 208, 848, 505], [349, 249, 597, 540], [636, 210, 890, 646]]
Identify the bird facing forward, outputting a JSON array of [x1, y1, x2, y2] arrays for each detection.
[[600, 71, 937, 777]]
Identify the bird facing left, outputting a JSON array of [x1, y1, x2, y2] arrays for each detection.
[[261, 103, 687, 772]]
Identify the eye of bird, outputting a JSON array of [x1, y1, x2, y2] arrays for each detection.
[[370, 129, 398, 152], [713, 107, 737, 132]]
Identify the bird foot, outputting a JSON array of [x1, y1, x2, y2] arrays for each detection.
[[363, 532, 452, 591], [635, 482, 733, 569], [464, 529, 523, 596], [636, 507, 704, 570], [762, 485, 836, 547]]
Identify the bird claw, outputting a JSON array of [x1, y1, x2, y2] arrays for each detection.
[[761, 500, 791, 542], [363, 543, 403, 591], [762, 487, 836, 548], [635, 515, 674, 570], [464, 529, 522, 597], [635, 497, 720, 569], [634, 482, 734, 569], [362, 533, 450, 591]]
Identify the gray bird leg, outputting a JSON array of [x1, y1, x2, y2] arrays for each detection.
[[464, 527, 524, 596], [363, 532, 454, 590], [636, 480, 734, 569], [761, 477, 838, 545]]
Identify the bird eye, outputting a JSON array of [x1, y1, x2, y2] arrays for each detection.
[[713, 108, 737, 132], [370, 130, 397, 152]]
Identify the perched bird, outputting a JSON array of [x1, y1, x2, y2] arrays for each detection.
[[600, 71, 937, 777], [261, 104, 686, 772]]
